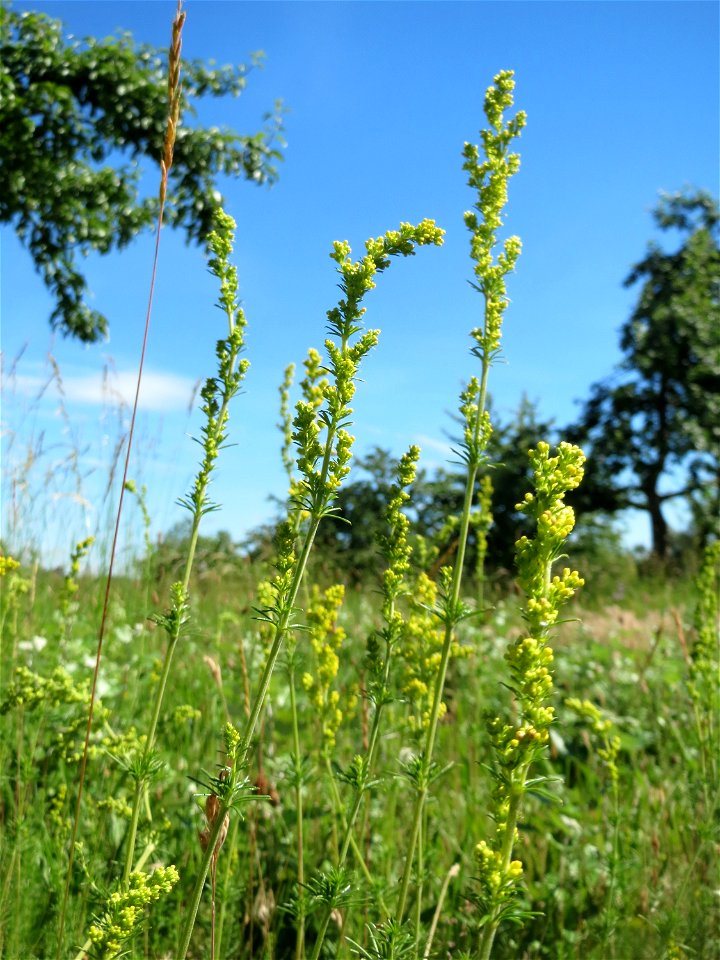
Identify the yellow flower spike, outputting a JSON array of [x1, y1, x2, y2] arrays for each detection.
[[0, 555, 21, 575], [304, 584, 348, 753], [477, 439, 585, 949]]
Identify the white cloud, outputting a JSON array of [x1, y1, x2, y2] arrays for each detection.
[[9, 368, 196, 413], [415, 433, 455, 459]]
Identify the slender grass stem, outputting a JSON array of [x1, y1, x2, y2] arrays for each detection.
[[288, 666, 306, 960], [423, 862, 459, 959], [122, 372, 238, 882]]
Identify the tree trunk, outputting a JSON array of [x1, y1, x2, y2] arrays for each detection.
[[647, 489, 669, 559]]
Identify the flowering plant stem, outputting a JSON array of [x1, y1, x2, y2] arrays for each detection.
[[176, 529, 318, 958], [178, 221, 444, 959], [476, 765, 528, 960], [122, 208, 249, 882], [475, 441, 585, 958], [308, 449, 419, 959], [395, 69, 526, 924]]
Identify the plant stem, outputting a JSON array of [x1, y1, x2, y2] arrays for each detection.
[[288, 666, 306, 960], [395, 355, 491, 922], [214, 816, 240, 960], [477, 763, 529, 960], [122, 455, 221, 882], [177, 513, 322, 959], [423, 862, 459, 959], [308, 602, 399, 960], [414, 809, 424, 950]]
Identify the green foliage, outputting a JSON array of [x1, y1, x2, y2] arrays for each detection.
[[308, 447, 405, 581], [151, 521, 246, 583], [570, 190, 720, 558], [3, 20, 717, 958], [0, 3, 284, 340], [3, 551, 716, 959]]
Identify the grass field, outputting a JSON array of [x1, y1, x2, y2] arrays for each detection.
[[1, 548, 718, 959]]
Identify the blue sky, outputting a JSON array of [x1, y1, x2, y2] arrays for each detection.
[[2, 0, 719, 563]]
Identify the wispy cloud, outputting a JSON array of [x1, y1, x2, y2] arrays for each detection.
[[8, 368, 196, 413], [415, 433, 454, 459]]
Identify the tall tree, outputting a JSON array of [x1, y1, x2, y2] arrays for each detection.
[[0, 4, 284, 341], [570, 190, 720, 558]]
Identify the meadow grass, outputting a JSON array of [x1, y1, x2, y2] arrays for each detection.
[[1, 14, 718, 960], [1, 555, 717, 958]]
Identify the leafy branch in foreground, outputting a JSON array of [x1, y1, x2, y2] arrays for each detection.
[[177, 219, 444, 958]]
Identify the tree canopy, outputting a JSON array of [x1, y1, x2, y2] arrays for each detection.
[[0, 4, 284, 341], [570, 190, 720, 558]]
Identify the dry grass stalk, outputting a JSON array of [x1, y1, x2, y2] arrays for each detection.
[[160, 1, 186, 206], [57, 4, 189, 953]]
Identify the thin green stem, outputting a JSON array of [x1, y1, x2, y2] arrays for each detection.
[[308, 752, 388, 960], [423, 862, 458, 959], [395, 354, 492, 922], [323, 755, 379, 892], [338, 621, 394, 866], [122, 479, 213, 881], [309, 909, 334, 960], [308, 607, 398, 960], [177, 513, 322, 959], [122, 344, 240, 881], [214, 816, 240, 960], [414, 809, 424, 950], [289, 667, 306, 960], [600, 784, 621, 957]]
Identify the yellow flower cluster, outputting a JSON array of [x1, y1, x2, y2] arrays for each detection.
[[462, 70, 526, 357], [86, 866, 179, 959], [302, 584, 347, 751], [565, 697, 620, 785], [300, 348, 327, 409], [475, 839, 523, 894], [97, 796, 134, 819], [398, 573, 470, 732], [0, 555, 28, 623], [0, 555, 20, 576], [474, 441, 585, 922], [48, 783, 68, 831]]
